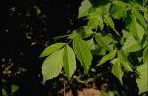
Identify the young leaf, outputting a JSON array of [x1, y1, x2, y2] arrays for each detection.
[[97, 50, 117, 66], [137, 64, 148, 94], [63, 45, 76, 79], [42, 49, 64, 82], [40, 43, 65, 57], [73, 35, 92, 74], [111, 58, 123, 84], [118, 51, 133, 71]]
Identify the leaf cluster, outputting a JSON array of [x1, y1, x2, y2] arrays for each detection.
[[40, 0, 148, 95]]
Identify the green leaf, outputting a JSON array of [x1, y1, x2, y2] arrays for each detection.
[[112, 0, 128, 6], [2, 88, 7, 96], [78, 0, 92, 18], [73, 35, 92, 74], [42, 49, 64, 82], [111, 58, 123, 84], [118, 51, 133, 71], [95, 33, 115, 51], [88, 10, 104, 30], [126, 14, 145, 41], [133, 9, 147, 30], [122, 35, 142, 54], [98, 15, 104, 30], [144, 7, 148, 22], [143, 46, 148, 64], [97, 50, 117, 66], [103, 15, 115, 29], [86, 38, 96, 50], [88, 14, 99, 30], [137, 64, 148, 94], [11, 84, 19, 93], [101, 90, 115, 96], [110, 4, 127, 19], [40, 43, 65, 57], [74, 26, 93, 39], [63, 45, 76, 79]]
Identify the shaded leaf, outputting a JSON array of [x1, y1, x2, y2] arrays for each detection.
[[40, 43, 65, 57], [63, 45, 76, 79], [2, 88, 7, 96], [11, 84, 19, 93], [74, 26, 93, 39], [101, 90, 116, 96], [42, 49, 64, 82]]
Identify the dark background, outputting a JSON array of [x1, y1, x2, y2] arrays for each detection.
[[1, 0, 82, 96]]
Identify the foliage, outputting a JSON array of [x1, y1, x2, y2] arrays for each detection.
[[40, 0, 148, 95], [2, 79, 19, 96]]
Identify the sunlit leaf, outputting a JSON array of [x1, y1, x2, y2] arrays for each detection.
[[144, 7, 148, 22], [97, 50, 117, 66], [126, 14, 145, 41], [103, 15, 115, 29], [78, 0, 92, 18], [143, 46, 148, 64], [133, 9, 147, 30], [63, 45, 76, 79], [88, 10, 104, 30], [73, 34, 92, 74], [95, 33, 115, 51], [40, 43, 65, 57], [122, 35, 141, 54], [111, 58, 123, 84], [42, 49, 64, 82], [110, 4, 127, 19], [137, 64, 148, 94], [118, 51, 133, 71]]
